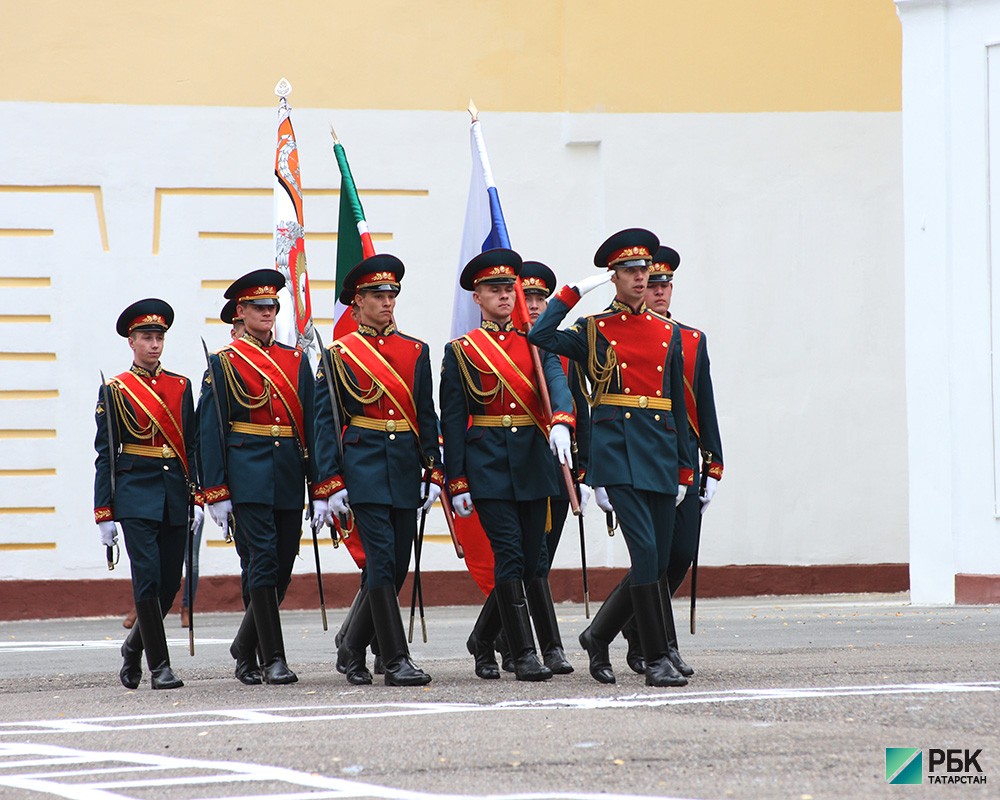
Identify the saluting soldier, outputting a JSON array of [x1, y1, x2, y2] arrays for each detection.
[[94, 299, 202, 690], [528, 229, 696, 687], [440, 248, 576, 682], [645, 248, 724, 594], [200, 269, 319, 685], [312, 254, 442, 687]]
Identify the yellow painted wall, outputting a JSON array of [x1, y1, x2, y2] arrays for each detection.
[[2, 1, 900, 112]]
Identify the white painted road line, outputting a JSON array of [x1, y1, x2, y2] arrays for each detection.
[[0, 742, 691, 800], [0, 681, 996, 737], [0, 639, 232, 653]]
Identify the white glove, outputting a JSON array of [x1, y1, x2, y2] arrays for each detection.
[[570, 272, 613, 297], [675, 485, 687, 507], [700, 476, 719, 513], [209, 500, 233, 529], [191, 504, 204, 534], [421, 482, 442, 513], [311, 499, 330, 532], [452, 492, 474, 517], [98, 521, 117, 547], [548, 423, 572, 465], [330, 488, 351, 518], [578, 483, 593, 514], [594, 487, 614, 514]]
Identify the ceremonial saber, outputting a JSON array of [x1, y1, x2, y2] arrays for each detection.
[[314, 328, 352, 539], [439, 483, 464, 559], [409, 469, 432, 643], [200, 339, 232, 544], [571, 439, 590, 618], [186, 485, 196, 655], [99, 371, 120, 570], [690, 457, 712, 635], [311, 519, 329, 631]]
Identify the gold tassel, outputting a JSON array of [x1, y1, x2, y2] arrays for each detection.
[[545, 497, 552, 533]]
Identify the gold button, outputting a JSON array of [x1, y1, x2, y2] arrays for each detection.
[[621, 362, 627, 369], [386, 419, 397, 432], [625, 412, 631, 419], [662, 342, 668, 348], [162, 444, 170, 458], [655, 390, 662, 397], [511, 426, 518, 433], [163, 464, 169, 471], [502, 415, 513, 427], [499, 334, 505, 341], [655, 414, 661, 421], [638, 396, 649, 409], [378, 339, 385, 345], [388, 409, 395, 415], [624, 388, 631, 394], [621, 314, 627, 320], [274, 441, 280, 447], [598, 321, 605, 328], [657, 365, 663, 372], [646, 315, 652, 321], [611, 340, 617, 346], [389, 433, 396, 441], [271, 425, 280, 437], [693, 332, 699, 339], [510, 402, 516, 409]]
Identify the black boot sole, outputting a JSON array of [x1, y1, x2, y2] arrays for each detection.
[[578, 629, 615, 684]]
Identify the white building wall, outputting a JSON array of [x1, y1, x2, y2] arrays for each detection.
[[0, 102, 906, 585], [898, 0, 1000, 603]]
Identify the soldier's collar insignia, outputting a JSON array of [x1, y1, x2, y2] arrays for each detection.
[[357, 322, 396, 337], [130, 363, 162, 378], [609, 298, 647, 315], [242, 331, 274, 347], [481, 319, 515, 332]]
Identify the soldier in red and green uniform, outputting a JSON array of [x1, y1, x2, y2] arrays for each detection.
[[200, 269, 320, 686], [645, 247, 723, 593], [94, 299, 202, 690], [312, 254, 443, 687], [528, 229, 696, 688], [440, 248, 577, 682]]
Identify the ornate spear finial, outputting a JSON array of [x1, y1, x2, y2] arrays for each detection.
[[329, 124, 340, 145], [468, 99, 479, 122]]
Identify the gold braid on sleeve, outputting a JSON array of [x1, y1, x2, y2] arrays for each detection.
[[582, 317, 618, 408], [451, 340, 502, 404], [219, 355, 269, 410], [332, 347, 384, 405]]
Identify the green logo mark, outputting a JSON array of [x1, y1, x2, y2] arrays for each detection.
[[886, 748, 923, 784]]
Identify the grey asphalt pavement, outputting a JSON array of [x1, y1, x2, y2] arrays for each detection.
[[0, 593, 997, 799]]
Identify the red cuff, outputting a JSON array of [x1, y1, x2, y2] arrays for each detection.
[[204, 485, 231, 504], [679, 468, 695, 486], [707, 462, 723, 481], [313, 475, 346, 500], [94, 507, 112, 524], [576, 469, 586, 484], [554, 285, 581, 308], [193, 491, 206, 508], [550, 411, 576, 432], [448, 477, 469, 495], [429, 467, 445, 487]]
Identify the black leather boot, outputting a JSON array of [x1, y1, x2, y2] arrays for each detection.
[[337, 590, 374, 685], [135, 598, 183, 690], [525, 576, 573, 674], [494, 629, 514, 673], [230, 606, 262, 685], [622, 616, 645, 674], [631, 581, 687, 687], [119, 624, 143, 689], [250, 586, 298, 685], [335, 585, 366, 651], [466, 591, 501, 679], [496, 580, 552, 682], [370, 584, 431, 686], [578, 573, 632, 684], [659, 572, 693, 677]]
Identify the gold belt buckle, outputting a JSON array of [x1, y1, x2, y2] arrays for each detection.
[[501, 414, 513, 428], [638, 396, 649, 409], [270, 425, 280, 437], [161, 444, 170, 458], [385, 419, 397, 433]]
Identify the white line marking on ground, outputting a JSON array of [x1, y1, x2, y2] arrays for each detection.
[[0, 639, 231, 653], [0, 742, 686, 800], [0, 681, 995, 737]]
